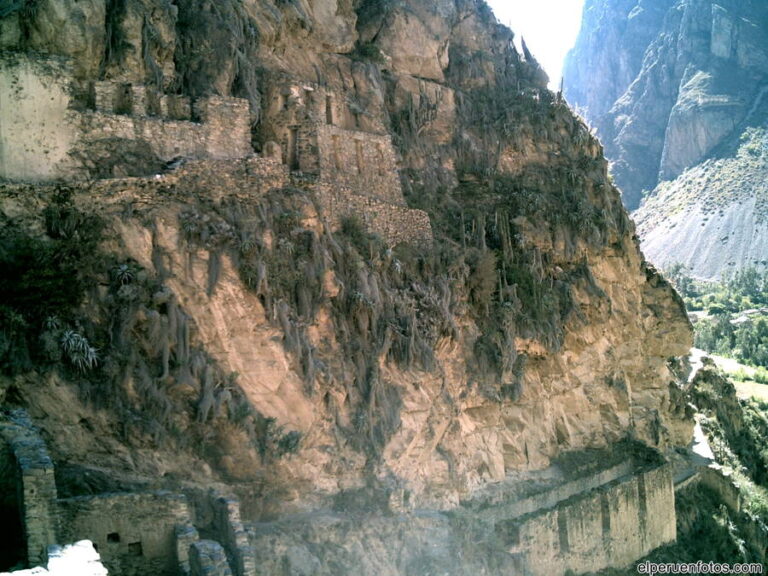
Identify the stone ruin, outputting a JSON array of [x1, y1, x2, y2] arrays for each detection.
[[0, 410, 57, 569], [0, 409, 253, 576], [0, 52, 432, 246], [1, 540, 108, 576], [3, 406, 739, 576], [467, 449, 676, 575], [0, 52, 250, 182]]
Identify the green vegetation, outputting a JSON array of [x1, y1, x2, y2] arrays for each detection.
[[351, 41, 385, 64], [627, 482, 765, 566], [178, 192, 451, 456], [0, 188, 104, 374], [0, 0, 39, 41], [172, 156, 619, 457], [637, 126, 768, 235], [101, 0, 129, 75], [729, 366, 768, 385], [175, 0, 261, 115], [0, 190, 300, 467], [666, 265, 768, 368], [601, 369, 768, 573], [384, 59, 625, 408]]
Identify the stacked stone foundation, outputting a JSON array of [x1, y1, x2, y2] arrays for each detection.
[[0, 54, 433, 246], [0, 410, 253, 576], [505, 464, 676, 575]]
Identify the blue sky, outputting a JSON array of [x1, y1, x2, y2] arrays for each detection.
[[485, 0, 586, 88]]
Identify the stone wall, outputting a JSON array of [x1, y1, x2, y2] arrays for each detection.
[[474, 459, 636, 523], [0, 54, 430, 246], [57, 492, 192, 576], [315, 125, 405, 207], [192, 97, 252, 161], [210, 494, 256, 576], [172, 157, 289, 199], [246, 454, 677, 575], [312, 181, 432, 246], [175, 524, 199, 576], [0, 158, 431, 246], [508, 463, 676, 575], [260, 80, 322, 174], [0, 409, 255, 576], [258, 75, 421, 240], [23, 155, 430, 246], [189, 541, 232, 576], [0, 411, 59, 567], [259, 76, 389, 173], [78, 94, 251, 167], [0, 53, 79, 181], [0, 435, 23, 570], [78, 111, 208, 164], [699, 465, 742, 513], [0, 54, 253, 182]]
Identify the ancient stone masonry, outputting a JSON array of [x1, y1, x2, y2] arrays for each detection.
[[170, 157, 290, 199], [463, 445, 676, 576], [0, 53, 432, 245], [506, 464, 675, 575], [0, 53, 251, 182], [78, 92, 251, 167], [0, 52, 80, 182], [315, 125, 405, 206], [259, 75, 389, 163], [175, 524, 200, 576], [57, 492, 192, 576], [259, 74, 432, 244], [209, 494, 256, 576], [0, 410, 252, 576], [246, 444, 677, 575], [0, 410, 58, 567], [189, 541, 233, 576], [54, 488, 256, 576], [311, 180, 433, 246]]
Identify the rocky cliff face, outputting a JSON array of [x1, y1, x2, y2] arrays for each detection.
[[634, 126, 768, 279], [1, 0, 693, 573], [564, 0, 768, 279], [563, 0, 675, 126]]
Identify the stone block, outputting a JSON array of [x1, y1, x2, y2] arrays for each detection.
[[57, 491, 193, 576], [176, 523, 200, 575], [130, 84, 150, 116], [189, 541, 233, 576], [94, 81, 117, 113]]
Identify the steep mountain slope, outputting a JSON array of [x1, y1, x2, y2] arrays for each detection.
[[563, 0, 674, 126], [0, 1, 695, 573], [635, 127, 768, 278], [564, 0, 768, 279]]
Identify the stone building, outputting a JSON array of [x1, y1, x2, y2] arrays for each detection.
[[0, 53, 251, 182], [0, 410, 253, 576], [0, 53, 432, 245], [257, 74, 431, 244], [0, 410, 58, 568]]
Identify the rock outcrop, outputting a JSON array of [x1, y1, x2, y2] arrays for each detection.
[[564, 0, 768, 279], [0, 0, 694, 574]]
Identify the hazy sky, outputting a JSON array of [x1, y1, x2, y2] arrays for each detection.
[[486, 0, 586, 88]]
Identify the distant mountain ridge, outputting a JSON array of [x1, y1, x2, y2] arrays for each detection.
[[564, 0, 768, 279]]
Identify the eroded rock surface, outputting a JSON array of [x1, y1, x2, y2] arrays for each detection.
[[0, 0, 694, 573], [564, 0, 768, 278]]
